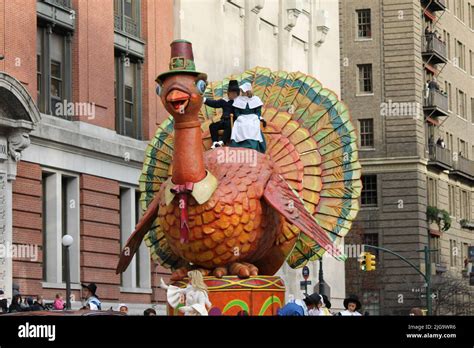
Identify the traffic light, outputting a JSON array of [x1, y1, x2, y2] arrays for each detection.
[[366, 252, 376, 271], [359, 252, 367, 271]]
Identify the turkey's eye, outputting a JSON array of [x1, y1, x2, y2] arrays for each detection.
[[196, 80, 206, 95], [156, 84, 162, 96]]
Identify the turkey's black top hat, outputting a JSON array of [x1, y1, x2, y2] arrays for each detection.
[[156, 39, 207, 84], [228, 80, 240, 93], [81, 283, 98, 296], [343, 294, 361, 310]]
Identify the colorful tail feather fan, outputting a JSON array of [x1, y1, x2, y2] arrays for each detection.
[[140, 67, 361, 270]]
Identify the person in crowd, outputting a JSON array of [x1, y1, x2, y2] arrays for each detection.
[[428, 77, 440, 91], [436, 137, 446, 148], [81, 283, 102, 310], [0, 290, 8, 313], [236, 310, 249, 316], [144, 308, 157, 316], [35, 296, 46, 310], [338, 295, 362, 316], [28, 295, 46, 311], [277, 293, 321, 316], [118, 303, 129, 314], [309, 294, 332, 316], [53, 293, 65, 310], [8, 294, 23, 313], [205, 79, 240, 148], [230, 82, 267, 153]]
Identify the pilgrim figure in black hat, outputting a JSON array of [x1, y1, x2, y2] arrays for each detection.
[[204, 80, 240, 148], [339, 294, 362, 316], [81, 283, 102, 310], [277, 292, 320, 316]]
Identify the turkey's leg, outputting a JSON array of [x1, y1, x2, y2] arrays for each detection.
[[228, 262, 259, 278], [171, 266, 211, 281], [170, 266, 191, 281], [212, 267, 228, 278]]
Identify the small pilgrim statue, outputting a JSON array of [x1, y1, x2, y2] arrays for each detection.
[[160, 270, 212, 316], [230, 82, 266, 154]]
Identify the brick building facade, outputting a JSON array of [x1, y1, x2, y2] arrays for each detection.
[[0, 0, 173, 313]]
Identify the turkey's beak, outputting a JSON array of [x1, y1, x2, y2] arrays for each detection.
[[166, 89, 190, 113]]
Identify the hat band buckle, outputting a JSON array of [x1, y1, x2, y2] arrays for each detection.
[[170, 56, 195, 71]]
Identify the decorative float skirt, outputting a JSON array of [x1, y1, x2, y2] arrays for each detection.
[[167, 275, 285, 316]]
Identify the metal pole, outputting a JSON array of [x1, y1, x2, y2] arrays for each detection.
[[364, 244, 428, 280], [65, 246, 71, 310], [364, 244, 435, 315], [318, 259, 325, 296]]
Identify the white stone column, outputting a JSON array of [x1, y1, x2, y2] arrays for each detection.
[[244, 0, 265, 69], [43, 173, 63, 284], [0, 169, 12, 301], [120, 187, 137, 289], [278, 0, 301, 70], [66, 176, 80, 284]]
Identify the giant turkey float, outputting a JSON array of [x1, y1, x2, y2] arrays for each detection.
[[116, 40, 361, 316]]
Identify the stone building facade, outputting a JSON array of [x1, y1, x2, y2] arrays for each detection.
[[340, 0, 473, 315]]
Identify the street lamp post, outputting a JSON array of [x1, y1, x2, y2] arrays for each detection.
[[62, 234, 73, 310], [318, 259, 325, 296]]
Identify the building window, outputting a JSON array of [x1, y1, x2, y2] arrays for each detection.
[[356, 9, 371, 39], [362, 291, 380, 316], [448, 184, 456, 216], [461, 243, 469, 269], [447, 82, 452, 111], [37, 25, 72, 117], [42, 171, 80, 285], [357, 64, 373, 94], [458, 139, 467, 158], [430, 234, 441, 264], [454, 40, 466, 70], [460, 190, 470, 220], [455, 0, 465, 21], [363, 233, 379, 256], [359, 119, 374, 148], [470, 49, 473, 75], [427, 177, 437, 206], [114, 0, 141, 37], [115, 55, 142, 139], [470, 3, 474, 29], [446, 32, 451, 60], [456, 89, 466, 118], [471, 97, 474, 123], [120, 186, 150, 290], [361, 175, 377, 207], [36, 30, 43, 110]]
